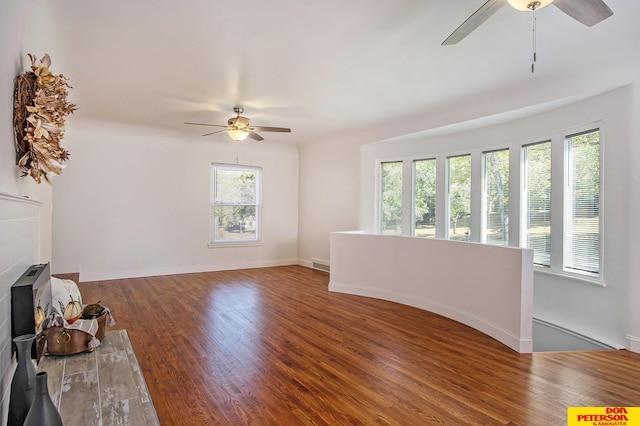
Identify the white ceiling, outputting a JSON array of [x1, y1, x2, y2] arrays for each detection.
[[47, 0, 640, 145]]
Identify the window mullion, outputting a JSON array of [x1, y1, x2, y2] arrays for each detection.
[[402, 159, 413, 237], [550, 135, 565, 272], [469, 152, 482, 242], [435, 156, 447, 239], [508, 147, 520, 247]]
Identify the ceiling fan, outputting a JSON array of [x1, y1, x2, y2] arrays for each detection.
[[185, 106, 291, 141], [442, 0, 613, 45]]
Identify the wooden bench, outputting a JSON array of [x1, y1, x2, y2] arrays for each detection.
[[37, 330, 159, 425]]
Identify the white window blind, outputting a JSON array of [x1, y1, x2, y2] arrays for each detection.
[[564, 129, 600, 275], [413, 159, 437, 238], [483, 149, 509, 246], [523, 142, 551, 266], [447, 155, 471, 241], [380, 161, 403, 235]]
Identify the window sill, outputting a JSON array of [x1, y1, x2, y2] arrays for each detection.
[[208, 241, 264, 249], [534, 267, 605, 287]]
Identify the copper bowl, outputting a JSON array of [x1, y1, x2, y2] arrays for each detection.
[[40, 313, 109, 356]]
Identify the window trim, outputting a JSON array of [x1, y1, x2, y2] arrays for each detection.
[[533, 267, 606, 287], [209, 163, 262, 246]]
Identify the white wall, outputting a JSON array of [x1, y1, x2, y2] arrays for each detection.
[[357, 86, 634, 349], [52, 117, 299, 281], [297, 138, 361, 266], [0, 0, 58, 260], [626, 83, 640, 352], [1, 0, 59, 422]]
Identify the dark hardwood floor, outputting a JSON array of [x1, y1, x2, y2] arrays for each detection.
[[71, 266, 640, 425]]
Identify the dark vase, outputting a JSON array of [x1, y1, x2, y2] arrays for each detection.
[[24, 371, 63, 426], [7, 334, 36, 426]]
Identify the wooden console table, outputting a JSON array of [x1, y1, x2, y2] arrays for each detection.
[[37, 329, 159, 425]]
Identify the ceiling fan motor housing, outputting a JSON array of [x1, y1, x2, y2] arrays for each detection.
[[228, 116, 250, 127]]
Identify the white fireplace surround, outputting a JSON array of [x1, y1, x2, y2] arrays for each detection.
[[0, 192, 43, 424]]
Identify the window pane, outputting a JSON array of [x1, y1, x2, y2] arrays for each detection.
[[564, 130, 600, 275], [213, 205, 257, 241], [413, 159, 436, 238], [380, 161, 403, 235], [214, 169, 256, 204], [448, 155, 471, 241], [484, 150, 509, 246], [523, 142, 551, 266]]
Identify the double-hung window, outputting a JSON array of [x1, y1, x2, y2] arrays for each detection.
[[564, 129, 601, 276], [211, 164, 261, 244]]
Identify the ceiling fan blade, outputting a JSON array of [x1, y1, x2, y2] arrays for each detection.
[[202, 129, 227, 137], [184, 122, 228, 128], [247, 131, 264, 141], [249, 126, 291, 133], [553, 0, 612, 27], [442, 0, 507, 45]]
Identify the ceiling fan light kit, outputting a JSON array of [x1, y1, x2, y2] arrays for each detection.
[[227, 107, 250, 141], [228, 128, 249, 142]]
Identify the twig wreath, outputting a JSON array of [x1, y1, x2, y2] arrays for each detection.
[[13, 53, 76, 183]]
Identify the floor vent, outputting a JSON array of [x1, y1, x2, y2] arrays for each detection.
[[311, 258, 330, 272]]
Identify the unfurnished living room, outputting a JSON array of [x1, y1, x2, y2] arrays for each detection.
[[2, 0, 640, 425]]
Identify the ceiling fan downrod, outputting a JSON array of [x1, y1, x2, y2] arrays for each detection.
[[529, 1, 541, 73]]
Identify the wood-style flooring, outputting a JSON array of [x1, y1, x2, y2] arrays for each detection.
[[71, 266, 640, 425]]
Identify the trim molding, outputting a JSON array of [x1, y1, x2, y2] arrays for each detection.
[[0, 191, 43, 206], [297, 259, 313, 269], [627, 335, 640, 354], [78, 259, 298, 282]]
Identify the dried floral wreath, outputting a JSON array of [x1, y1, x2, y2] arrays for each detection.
[[13, 53, 77, 184]]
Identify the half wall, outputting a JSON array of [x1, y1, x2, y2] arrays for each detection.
[[329, 232, 534, 353]]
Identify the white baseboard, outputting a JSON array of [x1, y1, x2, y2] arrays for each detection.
[[78, 259, 299, 282], [328, 280, 532, 354], [627, 335, 640, 353], [297, 259, 313, 269]]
